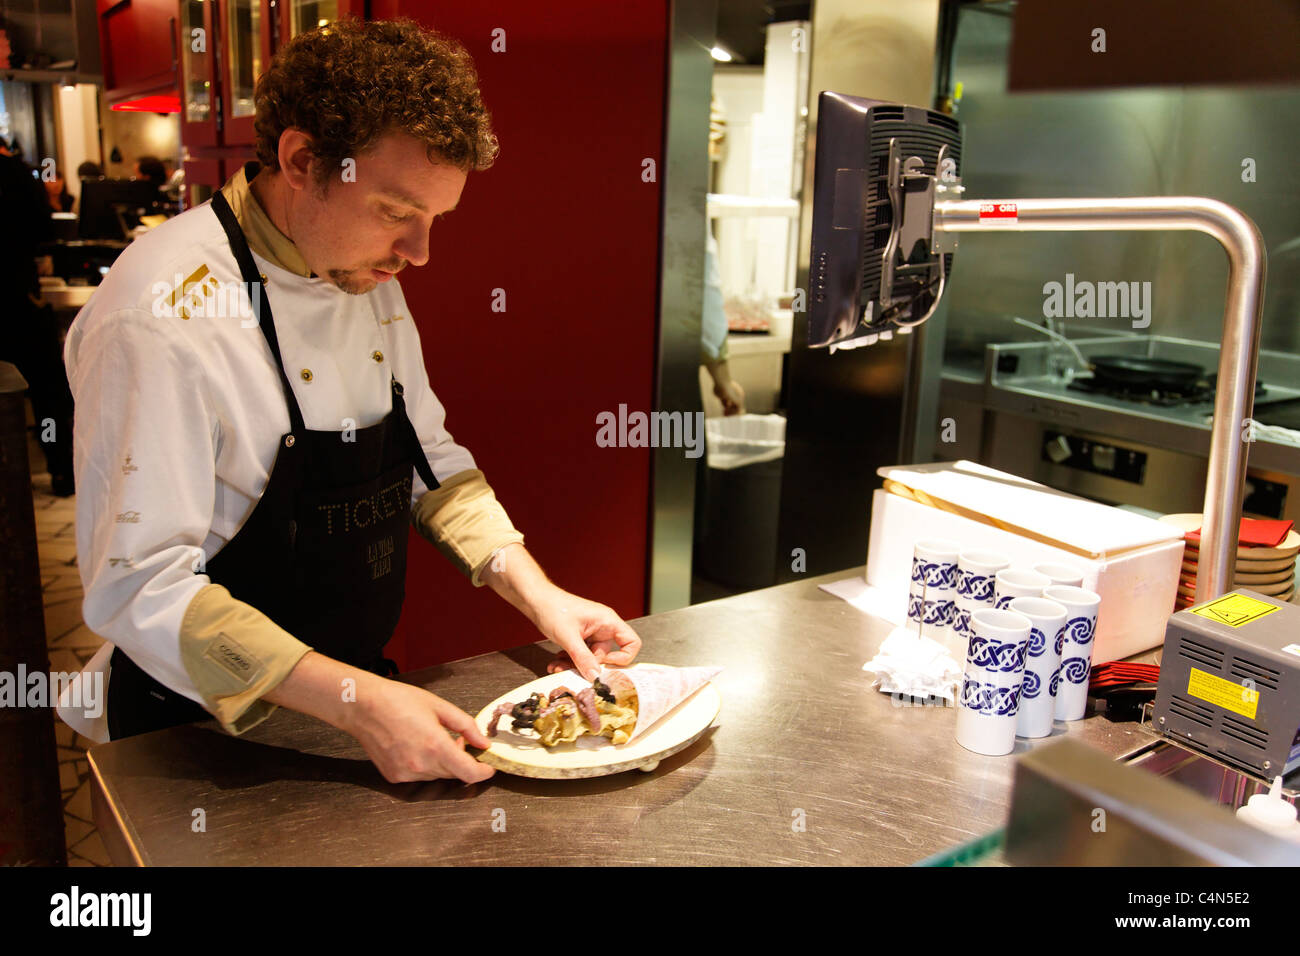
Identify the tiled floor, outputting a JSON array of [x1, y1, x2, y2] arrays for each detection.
[[29, 442, 111, 866]]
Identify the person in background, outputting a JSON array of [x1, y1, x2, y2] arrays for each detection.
[[76, 160, 103, 179], [702, 228, 744, 416], [162, 160, 184, 206], [133, 155, 167, 188], [702, 92, 743, 417], [0, 141, 74, 495], [43, 171, 73, 213]]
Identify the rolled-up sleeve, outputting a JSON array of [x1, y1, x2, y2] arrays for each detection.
[[68, 309, 310, 734]]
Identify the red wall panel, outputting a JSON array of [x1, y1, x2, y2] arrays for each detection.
[[374, 2, 669, 669]]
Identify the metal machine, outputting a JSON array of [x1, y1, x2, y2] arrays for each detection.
[[1152, 590, 1300, 778]]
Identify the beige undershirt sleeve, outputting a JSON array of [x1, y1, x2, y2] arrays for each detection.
[[179, 583, 314, 735], [411, 468, 525, 587]]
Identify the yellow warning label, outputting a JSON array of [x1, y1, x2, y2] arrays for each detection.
[[1187, 667, 1260, 720], [1189, 593, 1280, 628]]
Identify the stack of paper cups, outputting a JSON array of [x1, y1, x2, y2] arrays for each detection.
[[908, 539, 960, 639], [1034, 562, 1085, 589], [1008, 596, 1068, 739], [1044, 585, 1102, 721], [955, 607, 1031, 756], [994, 568, 1051, 610], [953, 550, 1010, 649]]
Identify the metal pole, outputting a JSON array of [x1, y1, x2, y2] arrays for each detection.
[[933, 197, 1268, 603]]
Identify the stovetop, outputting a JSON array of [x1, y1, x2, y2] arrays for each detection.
[[1066, 376, 1269, 409], [977, 335, 1300, 440]]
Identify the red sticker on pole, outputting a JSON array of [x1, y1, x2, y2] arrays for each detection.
[[979, 202, 1018, 221]]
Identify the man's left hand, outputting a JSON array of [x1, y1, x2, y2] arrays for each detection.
[[530, 588, 642, 680]]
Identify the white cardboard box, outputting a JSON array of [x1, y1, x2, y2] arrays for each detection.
[[865, 471, 1185, 662]]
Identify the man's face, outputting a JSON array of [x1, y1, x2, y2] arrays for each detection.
[[287, 133, 468, 294]]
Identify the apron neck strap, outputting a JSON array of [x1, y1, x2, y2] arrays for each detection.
[[210, 190, 307, 435], [388, 375, 440, 491]]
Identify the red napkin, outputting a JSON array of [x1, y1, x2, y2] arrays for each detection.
[[1185, 517, 1293, 548], [1090, 661, 1160, 689]]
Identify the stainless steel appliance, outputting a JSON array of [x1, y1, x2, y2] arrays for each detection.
[[948, 334, 1300, 525]]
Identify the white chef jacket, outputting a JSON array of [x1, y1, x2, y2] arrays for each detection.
[[62, 195, 481, 736]]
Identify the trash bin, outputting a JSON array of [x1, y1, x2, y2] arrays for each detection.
[[694, 413, 786, 592]]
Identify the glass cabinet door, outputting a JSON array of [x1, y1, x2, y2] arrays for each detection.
[[225, 0, 262, 119], [180, 0, 211, 124], [291, 0, 339, 36]]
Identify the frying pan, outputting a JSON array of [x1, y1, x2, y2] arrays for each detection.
[[1090, 356, 1204, 392]]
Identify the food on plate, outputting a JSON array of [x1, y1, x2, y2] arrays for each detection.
[[488, 674, 639, 746], [484, 665, 723, 750]]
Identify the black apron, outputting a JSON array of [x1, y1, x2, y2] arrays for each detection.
[[105, 190, 439, 739]]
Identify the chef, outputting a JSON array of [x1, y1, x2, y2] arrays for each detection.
[[61, 18, 640, 784]]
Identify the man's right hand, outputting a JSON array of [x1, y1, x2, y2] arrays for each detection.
[[344, 675, 496, 785], [263, 651, 495, 784]]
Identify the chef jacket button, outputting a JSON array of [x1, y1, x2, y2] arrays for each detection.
[[259, 273, 268, 284], [285, 434, 295, 448], [371, 350, 384, 364], [300, 368, 313, 382]]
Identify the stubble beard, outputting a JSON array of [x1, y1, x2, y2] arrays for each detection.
[[328, 268, 377, 295]]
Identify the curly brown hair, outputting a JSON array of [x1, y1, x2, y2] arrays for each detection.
[[253, 17, 498, 183]]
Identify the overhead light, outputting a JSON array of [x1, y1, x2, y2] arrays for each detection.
[[710, 46, 733, 62], [110, 93, 182, 113]]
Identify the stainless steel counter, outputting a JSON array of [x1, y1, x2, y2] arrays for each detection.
[[87, 568, 1152, 866]]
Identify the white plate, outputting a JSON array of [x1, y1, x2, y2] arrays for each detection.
[[472, 664, 722, 779]]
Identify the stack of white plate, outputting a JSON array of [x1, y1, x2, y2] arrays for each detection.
[[1159, 513, 1299, 610]]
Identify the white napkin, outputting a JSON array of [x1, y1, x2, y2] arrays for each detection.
[[862, 625, 964, 703]]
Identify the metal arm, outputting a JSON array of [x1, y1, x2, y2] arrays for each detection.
[[932, 197, 1268, 603]]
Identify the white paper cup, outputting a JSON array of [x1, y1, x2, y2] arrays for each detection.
[[994, 568, 1052, 610], [1033, 562, 1085, 589], [953, 550, 1010, 645], [956, 607, 1031, 756], [1043, 585, 1101, 721], [910, 539, 960, 637], [908, 581, 954, 638], [1008, 596, 1067, 739], [956, 550, 1010, 603]]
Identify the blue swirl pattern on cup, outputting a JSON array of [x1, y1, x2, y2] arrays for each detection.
[[952, 606, 973, 639], [1021, 670, 1042, 699], [910, 557, 928, 584], [1061, 656, 1090, 685], [924, 600, 950, 625], [967, 635, 1027, 673], [961, 573, 995, 601], [1026, 627, 1046, 657], [1065, 615, 1095, 647], [960, 676, 1022, 716]]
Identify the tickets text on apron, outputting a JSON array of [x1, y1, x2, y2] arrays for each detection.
[[106, 190, 439, 739]]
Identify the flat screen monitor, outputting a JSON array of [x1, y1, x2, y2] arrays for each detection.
[[807, 92, 962, 349], [78, 178, 165, 240]]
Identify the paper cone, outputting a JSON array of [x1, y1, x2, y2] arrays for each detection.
[[553, 664, 722, 743], [613, 664, 723, 741]]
